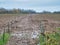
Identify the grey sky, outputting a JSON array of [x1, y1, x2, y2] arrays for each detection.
[[0, 0, 60, 12]]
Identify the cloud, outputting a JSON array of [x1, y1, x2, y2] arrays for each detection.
[[0, 0, 60, 4], [0, 0, 60, 8], [0, 0, 8, 2], [0, 0, 60, 12], [11, 0, 59, 3], [12, 0, 29, 2], [0, 0, 56, 3], [0, 0, 60, 6]]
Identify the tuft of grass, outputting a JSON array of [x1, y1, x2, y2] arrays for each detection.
[[0, 33, 10, 45], [39, 32, 60, 45], [56, 27, 60, 30]]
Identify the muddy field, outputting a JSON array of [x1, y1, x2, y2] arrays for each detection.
[[0, 14, 60, 45]]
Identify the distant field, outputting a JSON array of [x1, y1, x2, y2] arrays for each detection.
[[0, 14, 60, 22], [0, 14, 60, 20], [0, 13, 60, 27], [32, 14, 60, 21], [0, 14, 28, 27]]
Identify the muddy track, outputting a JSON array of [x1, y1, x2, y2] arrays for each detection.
[[6, 15, 40, 45], [1, 14, 60, 45]]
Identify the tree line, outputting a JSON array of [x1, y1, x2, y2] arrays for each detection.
[[0, 8, 60, 14], [0, 8, 36, 14]]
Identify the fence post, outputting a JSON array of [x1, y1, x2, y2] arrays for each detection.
[[10, 21, 13, 32], [40, 21, 45, 34], [7, 22, 10, 34], [39, 20, 46, 45]]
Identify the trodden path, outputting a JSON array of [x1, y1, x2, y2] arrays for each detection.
[[6, 15, 40, 45]]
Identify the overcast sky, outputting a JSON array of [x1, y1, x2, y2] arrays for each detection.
[[0, 0, 60, 12]]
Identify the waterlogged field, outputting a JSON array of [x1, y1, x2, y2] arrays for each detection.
[[0, 14, 60, 45]]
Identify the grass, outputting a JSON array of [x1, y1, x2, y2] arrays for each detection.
[[39, 32, 60, 45], [0, 33, 10, 45], [39, 27, 60, 45], [56, 27, 60, 30]]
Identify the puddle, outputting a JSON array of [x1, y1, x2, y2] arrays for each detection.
[[31, 31, 39, 38], [11, 30, 40, 39]]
